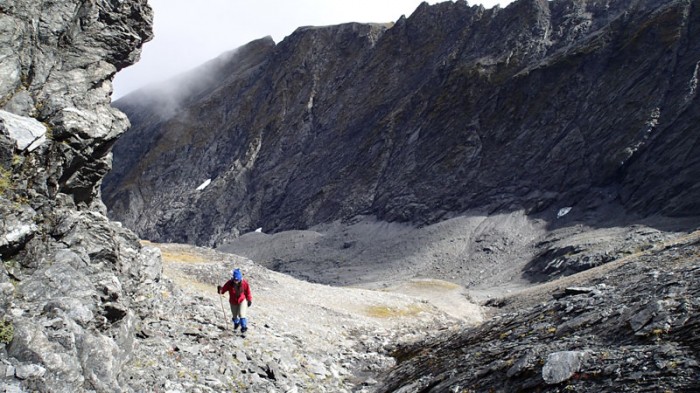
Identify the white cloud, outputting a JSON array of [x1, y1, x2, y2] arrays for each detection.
[[113, 0, 513, 99]]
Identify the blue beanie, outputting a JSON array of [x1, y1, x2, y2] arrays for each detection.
[[232, 268, 242, 281]]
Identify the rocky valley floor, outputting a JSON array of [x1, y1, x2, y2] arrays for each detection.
[[119, 211, 700, 392], [120, 242, 481, 392]]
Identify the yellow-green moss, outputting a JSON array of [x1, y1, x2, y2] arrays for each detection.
[[160, 249, 208, 264], [364, 304, 424, 318], [0, 318, 14, 344], [0, 166, 12, 195]]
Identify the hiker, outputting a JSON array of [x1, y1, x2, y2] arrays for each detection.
[[217, 268, 253, 333]]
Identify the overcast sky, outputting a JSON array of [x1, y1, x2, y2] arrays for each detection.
[[112, 0, 513, 99]]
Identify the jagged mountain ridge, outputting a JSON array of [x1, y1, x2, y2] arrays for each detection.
[[104, 0, 700, 246]]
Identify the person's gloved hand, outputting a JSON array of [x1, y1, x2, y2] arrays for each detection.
[[247, 300, 252, 307], [216, 285, 222, 294]]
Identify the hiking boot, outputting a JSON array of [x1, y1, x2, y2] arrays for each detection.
[[241, 326, 248, 333]]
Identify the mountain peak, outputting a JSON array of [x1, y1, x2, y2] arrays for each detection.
[[106, 0, 699, 246]]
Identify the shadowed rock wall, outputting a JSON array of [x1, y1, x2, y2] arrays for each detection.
[[105, 0, 699, 247]]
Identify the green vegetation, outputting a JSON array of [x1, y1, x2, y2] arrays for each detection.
[[160, 249, 208, 264], [0, 166, 12, 195], [0, 318, 14, 344], [365, 304, 424, 318], [406, 279, 460, 290], [2, 259, 16, 270], [41, 122, 54, 140]]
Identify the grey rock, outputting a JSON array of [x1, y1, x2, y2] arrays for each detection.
[[19, 263, 94, 302], [524, 225, 674, 281], [0, 0, 155, 391], [137, 245, 163, 283], [377, 240, 700, 392], [0, 382, 22, 393], [542, 351, 587, 384], [8, 319, 84, 389], [4, 364, 15, 378], [629, 305, 656, 332], [0, 202, 38, 255], [0, 110, 47, 152], [306, 359, 328, 377], [2, 0, 699, 393], [0, 222, 37, 253], [43, 298, 94, 327], [76, 333, 122, 392], [2, 89, 34, 116], [14, 363, 46, 380], [506, 351, 538, 378], [0, 282, 13, 311]]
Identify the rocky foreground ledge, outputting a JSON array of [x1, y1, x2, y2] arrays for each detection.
[[117, 242, 471, 392], [5, 230, 696, 392], [378, 232, 700, 392]]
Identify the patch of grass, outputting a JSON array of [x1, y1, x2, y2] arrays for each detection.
[[0, 318, 14, 344], [160, 249, 208, 264], [365, 304, 424, 318], [3, 259, 16, 270], [407, 279, 460, 290], [42, 123, 53, 140], [0, 166, 12, 195], [652, 328, 668, 336]]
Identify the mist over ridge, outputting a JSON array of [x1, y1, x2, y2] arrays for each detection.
[[105, 0, 699, 248]]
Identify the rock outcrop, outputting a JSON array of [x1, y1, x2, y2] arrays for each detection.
[[0, 1, 159, 391], [104, 0, 700, 247], [377, 235, 700, 392]]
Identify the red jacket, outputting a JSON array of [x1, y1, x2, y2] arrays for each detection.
[[220, 279, 252, 305]]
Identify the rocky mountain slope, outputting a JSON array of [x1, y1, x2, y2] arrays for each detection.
[[2, 0, 699, 392], [378, 231, 700, 392], [0, 0, 161, 391], [9, 225, 692, 392], [121, 242, 477, 392], [104, 0, 699, 247]]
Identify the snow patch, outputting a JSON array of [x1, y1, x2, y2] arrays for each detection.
[[686, 61, 699, 103], [196, 179, 211, 191], [557, 207, 572, 218]]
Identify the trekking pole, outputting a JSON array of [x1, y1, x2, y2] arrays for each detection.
[[219, 292, 228, 331]]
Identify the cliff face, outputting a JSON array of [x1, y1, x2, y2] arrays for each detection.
[[105, 0, 699, 247], [0, 1, 162, 391]]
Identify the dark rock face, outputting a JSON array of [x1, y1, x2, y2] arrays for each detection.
[[377, 238, 700, 392], [0, 1, 159, 391], [105, 0, 700, 247]]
